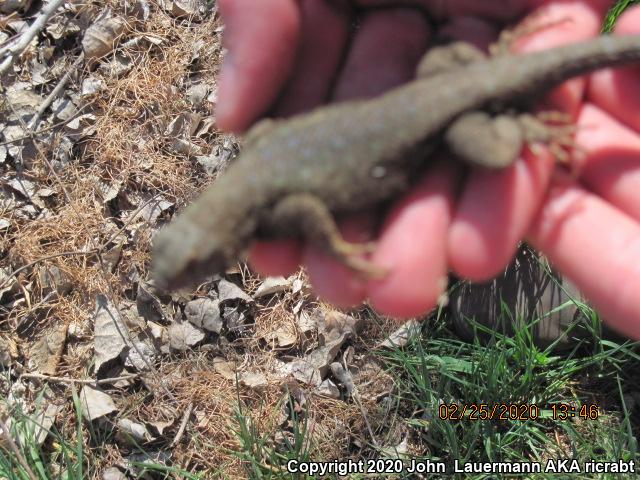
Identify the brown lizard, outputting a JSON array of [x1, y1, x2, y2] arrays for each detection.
[[153, 35, 640, 290]]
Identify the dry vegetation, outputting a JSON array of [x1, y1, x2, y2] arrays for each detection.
[[1, 1, 410, 477]]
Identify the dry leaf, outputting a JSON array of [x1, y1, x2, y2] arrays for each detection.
[[81, 76, 106, 96], [275, 327, 296, 348], [22, 387, 62, 446], [184, 297, 222, 333], [93, 296, 130, 375], [168, 321, 205, 351], [102, 467, 126, 480], [147, 321, 169, 353], [0, 336, 18, 367], [117, 418, 154, 443], [240, 371, 268, 391], [217, 279, 253, 305], [64, 113, 97, 139], [379, 319, 421, 349], [80, 385, 118, 422], [146, 418, 174, 436], [316, 379, 340, 399], [83, 15, 128, 62], [213, 357, 237, 380], [27, 321, 68, 375], [288, 338, 344, 386], [316, 309, 361, 344], [296, 310, 317, 335], [253, 276, 290, 298], [0, 0, 32, 14], [38, 265, 72, 295], [5, 177, 37, 198], [123, 340, 156, 371]]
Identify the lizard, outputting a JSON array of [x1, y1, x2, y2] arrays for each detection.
[[152, 34, 640, 290]]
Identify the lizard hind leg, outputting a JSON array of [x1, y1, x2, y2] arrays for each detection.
[[445, 111, 525, 169], [518, 112, 578, 165], [269, 194, 388, 279]]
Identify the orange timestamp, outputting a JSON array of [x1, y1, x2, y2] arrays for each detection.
[[438, 403, 540, 421], [550, 403, 599, 420], [438, 403, 600, 421]]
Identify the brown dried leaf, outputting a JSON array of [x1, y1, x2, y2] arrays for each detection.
[[102, 467, 127, 480], [123, 340, 156, 371], [83, 16, 128, 63], [27, 321, 68, 375], [212, 357, 237, 380], [0, 0, 32, 14]]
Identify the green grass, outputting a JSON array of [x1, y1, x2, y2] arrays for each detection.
[[603, 0, 640, 32], [228, 299, 640, 479], [231, 394, 313, 479], [0, 389, 87, 480], [377, 305, 640, 479]]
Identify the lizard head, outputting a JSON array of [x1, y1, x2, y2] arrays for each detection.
[[151, 220, 236, 291]]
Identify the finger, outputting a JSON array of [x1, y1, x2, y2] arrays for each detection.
[[353, 0, 530, 22], [303, 7, 432, 307], [448, 149, 554, 280], [438, 15, 500, 50], [587, 6, 640, 132], [304, 214, 375, 308], [448, 2, 607, 280], [576, 104, 640, 221], [510, 1, 604, 115], [332, 8, 432, 100], [248, 240, 302, 278], [528, 177, 640, 340], [216, 0, 301, 132], [274, 0, 351, 116], [368, 162, 459, 318]]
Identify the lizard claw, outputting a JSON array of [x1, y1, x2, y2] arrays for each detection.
[[331, 239, 388, 279], [343, 256, 390, 280]]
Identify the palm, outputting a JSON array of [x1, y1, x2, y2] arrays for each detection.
[[216, 0, 640, 338]]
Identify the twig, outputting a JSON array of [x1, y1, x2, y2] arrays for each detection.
[[20, 372, 139, 385], [170, 402, 193, 448], [0, 0, 67, 75], [28, 52, 85, 130], [0, 419, 38, 480]]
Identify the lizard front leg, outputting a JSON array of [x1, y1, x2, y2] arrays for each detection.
[[415, 41, 486, 78], [267, 194, 388, 279]]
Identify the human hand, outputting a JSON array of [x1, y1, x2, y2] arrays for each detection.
[[216, 0, 640, 339]]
